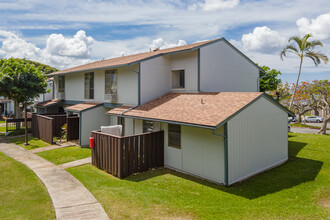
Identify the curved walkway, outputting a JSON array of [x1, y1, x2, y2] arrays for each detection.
[[0, 138, 109, 220]]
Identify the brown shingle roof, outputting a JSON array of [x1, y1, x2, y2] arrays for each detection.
[[48, 38, 220, 76], [107, 92, 264, 128], [65, 102, 102, 112], [35, 99, 62, 108], [0, 99, 11, 103]]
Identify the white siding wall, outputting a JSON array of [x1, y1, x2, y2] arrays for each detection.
[[200, 40, 259, 92], [81, 106, 110, 146], [140, 56, 171, 104], [227, 97, 288, 185], [181, 125, 225, 184], [56, 65, 138, 105], [140, 51, 199, 104], [162, 123, 225, 184], [170, 51, 198, 92]]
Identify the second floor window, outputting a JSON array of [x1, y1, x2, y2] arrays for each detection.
[[84, 72, 94, 99], [172, 69, 185, 89], [105, 69, 118, 94], [58, 76, 65, 93]]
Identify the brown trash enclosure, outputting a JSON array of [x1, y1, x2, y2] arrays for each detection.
[[31, 113, 79, 144], [91, 130, 164, 179], [5, 118, 32, 133]]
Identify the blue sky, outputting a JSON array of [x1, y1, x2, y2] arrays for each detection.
[[0, 0, 329, 83]]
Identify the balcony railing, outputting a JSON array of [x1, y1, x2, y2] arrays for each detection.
[[104, 93, 118, 102]]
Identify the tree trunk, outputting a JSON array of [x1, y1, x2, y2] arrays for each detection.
[[13, 100, 22, 119], [24, 103, 29, 146], [318, 116, 329, 135], [297, 113, 302, 123], [289, 57, 303, 110]]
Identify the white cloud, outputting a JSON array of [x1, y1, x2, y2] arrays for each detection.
[[297, 12, 330, 40], [45, 30, 93, 58], [189, 0, 240, 11], [0, 30, 94, 70], [148, 38, 187, 50], [241, 26, 286, 53]]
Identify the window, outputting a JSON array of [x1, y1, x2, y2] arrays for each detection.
[[172, 70, 185, 89], [168, 124, 181, 148], [105, 69, 118, 94], [143, 120, 154, 133], [58, 76, 65, 93], [84, 72, 94, 99]]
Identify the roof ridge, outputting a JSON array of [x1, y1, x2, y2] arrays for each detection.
[[49, 38, 221, 76]]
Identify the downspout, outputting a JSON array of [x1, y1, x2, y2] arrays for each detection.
[[212, 123, 229, 186], [126, 64, 141, 105], [257, 72, 266, 92]]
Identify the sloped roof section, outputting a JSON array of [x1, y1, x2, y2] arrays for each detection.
[[35, 99, 62, 108], [48, 38, 220, 76], [65, 102, 103, 112], [107, 92, 267, 128]]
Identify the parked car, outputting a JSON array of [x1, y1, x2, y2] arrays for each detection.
[[304, 116, 324, 123], [288, 116, 297, 123]]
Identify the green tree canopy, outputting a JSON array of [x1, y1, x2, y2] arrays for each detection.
[[0, 58, 49, 144], [0, 58, 48, 104], [258, 65, 282, 92]]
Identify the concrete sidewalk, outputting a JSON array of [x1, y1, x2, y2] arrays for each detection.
[[0, 138, 109, 220], [30, 142, 75, 153], [58, 157, 91, 169]]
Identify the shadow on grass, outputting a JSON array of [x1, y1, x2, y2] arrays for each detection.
[[126, 140, 323, 199]]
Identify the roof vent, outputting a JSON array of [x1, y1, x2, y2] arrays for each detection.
[[153, 48, 160, 52], [201, 98, 205, 104]]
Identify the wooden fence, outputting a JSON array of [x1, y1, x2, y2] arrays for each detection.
[[67, 116, 79, 141], [91, 130, 164, 178], [5, 118, 32, 132], [31, 113, 67, 144]]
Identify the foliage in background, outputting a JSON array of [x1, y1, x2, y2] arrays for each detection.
[[0, 58, 49, 144], [267, 82, 291, 102], [280, 33, 328, 110], [258, 65, 282, 92], [22, 59, 59, 74], [303, 80, 330, 134]]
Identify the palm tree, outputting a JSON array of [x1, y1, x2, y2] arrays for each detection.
[[280, 33, 328, 110]]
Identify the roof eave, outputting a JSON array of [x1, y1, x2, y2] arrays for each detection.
[[106, 113, 216, 130]]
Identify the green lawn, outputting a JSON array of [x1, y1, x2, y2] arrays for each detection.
[[9, 135, 50, 150], [0, 119, 5, 124], [291, 123, 330, 130], [37, 146, 91, 165], [0, 126, 6, 132], [68, 133, 330, 219], [0, 152, 55, 219]]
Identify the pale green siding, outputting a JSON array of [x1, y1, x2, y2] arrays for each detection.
[[227, 96, 288, 185], [181, 126, 225, 184], [81, 106, 110, 146], [162, 123, 225, 184]]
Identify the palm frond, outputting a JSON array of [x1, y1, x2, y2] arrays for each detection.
[[280, 45, 299, 60], [289, 36, 302, 50], [306, 51, 329, 66]]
